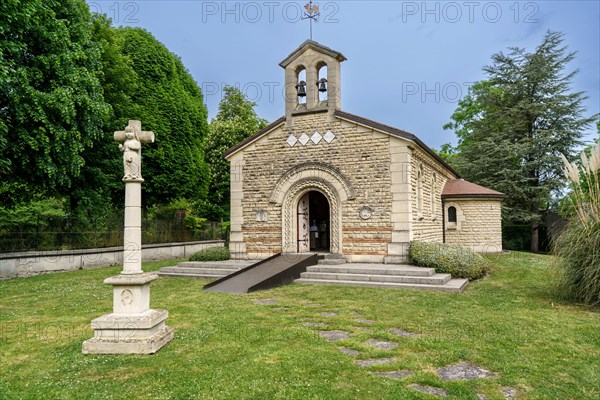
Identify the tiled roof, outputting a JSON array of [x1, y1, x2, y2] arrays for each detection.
[[334, 110, 460, 178], [279, 40, 347, 68], [442, 179, 506, 198]]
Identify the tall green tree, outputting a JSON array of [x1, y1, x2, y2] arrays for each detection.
[[113, 27, 210, 206], [203, 87, 267, 219], [0, 0, 110, 206], [444, 31, 597, 252]]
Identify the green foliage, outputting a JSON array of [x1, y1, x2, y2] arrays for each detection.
[[203, 86, 268, 219], [553, 222, 600, 306], [443, 31, 598, 251], [0, 0, 111, 204], [115, 27, 210, 206], [189, 246, 230, 261], [409, 241, 490, 280], [0, 198, 65, 231], [554, 143, 600, 306], [147, 198, 206, 233]]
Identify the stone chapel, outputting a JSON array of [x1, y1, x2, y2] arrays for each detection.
[[225, 40, 505, 263]]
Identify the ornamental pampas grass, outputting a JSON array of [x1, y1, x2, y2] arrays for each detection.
[[554, 142, 600, 306]]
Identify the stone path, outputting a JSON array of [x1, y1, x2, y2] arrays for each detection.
[[477, 387, 518, 400], [436, 362, 497, 381], [317, 330, 350, 341], [365, 338, 398, 350], [337, 346, 361, 356], [319, 312, 338, 317], [408, 384, 448, 398], [388, 328, 419, 337], [373, 370, 413, 379], [355, 358, 397, 367], [291, 304, 511, 399]]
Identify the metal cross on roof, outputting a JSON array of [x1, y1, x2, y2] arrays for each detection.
[[302, 1, 320, 40]]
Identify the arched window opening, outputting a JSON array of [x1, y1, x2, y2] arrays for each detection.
[[317, 63, 328, 102], [296, 67, 307, 105], [448, 206, 457, 223], [417, 164, 423, 218], [431, 172, 437, 217]]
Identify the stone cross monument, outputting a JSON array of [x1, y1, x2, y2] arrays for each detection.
[[83, 120, 174, 354]]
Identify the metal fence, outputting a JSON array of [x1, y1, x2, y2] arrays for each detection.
[[0, 217, 227, 253]]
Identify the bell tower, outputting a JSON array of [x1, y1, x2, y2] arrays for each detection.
[[279, 40, 347, 125]]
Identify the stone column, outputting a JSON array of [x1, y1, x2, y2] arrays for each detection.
[[83, 120, 174, 354]]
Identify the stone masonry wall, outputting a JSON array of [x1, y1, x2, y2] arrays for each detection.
[[410, 147, 456, 243], [236, 112, 396, 260], [444, 199, 503, 253]]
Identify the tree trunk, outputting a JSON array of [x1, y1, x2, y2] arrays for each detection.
[[530, 218, 539, 253]]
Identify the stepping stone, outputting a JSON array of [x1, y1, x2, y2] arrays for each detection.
[[476, 394, 487, 400], [373, 370, 413, 379], [351, 312, 363, 316], [254, 299, 278, 305], [436, 362, 497, 381], [408, 384, 447, 398], [355, 327, 371, 332], [303, 322, 327, 328], [320, 312, 337, 317], [365, 338, 398, 350], [355, 318, 375, 324], [317, 330, 350, 341], [501, 387, 517, 399], [337, 346, 360, 356], [355, 358, 396, 367], [388, 328, 418, 337]]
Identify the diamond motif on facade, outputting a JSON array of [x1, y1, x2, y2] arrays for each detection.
[[286, 134, 298, 147], [298, 133, 310, 146], [311, 131, 322, 144], [323, 130, 336, 143]]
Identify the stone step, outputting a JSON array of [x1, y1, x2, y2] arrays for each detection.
[[299, 271, 451, 285], [294, 278, 469, 293], [306, 264, 435, 277], [317, 259, 346, 265], [176, 261, 248, 270], [159, 266, 241, 275], [157, 272, 225, 280]]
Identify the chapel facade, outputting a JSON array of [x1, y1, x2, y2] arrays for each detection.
[[225, 41, 505, 262]]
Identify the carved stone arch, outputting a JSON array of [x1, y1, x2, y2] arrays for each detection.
[[281, 178, 342, 254], [270, 162, 356, 204]]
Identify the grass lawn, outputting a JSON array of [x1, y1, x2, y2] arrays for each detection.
[[0, 252, 598, 399]]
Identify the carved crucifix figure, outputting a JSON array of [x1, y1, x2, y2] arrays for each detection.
[[114, 120, 154, 181]]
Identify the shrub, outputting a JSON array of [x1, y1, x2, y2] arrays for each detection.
[[408, 241, 490, 280], [189, 246, 230, 262], [554, 143, 600, 306]]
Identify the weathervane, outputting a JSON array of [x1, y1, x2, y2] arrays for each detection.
[[302, 1, 320, 40]]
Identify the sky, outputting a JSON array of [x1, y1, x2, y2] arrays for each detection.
[[88, 0, 600, 149]]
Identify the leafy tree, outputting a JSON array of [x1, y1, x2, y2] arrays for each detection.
[[0, 0, 110, 206], [203, 87, 268, 220], [444, 31, 597, 252], [113, 27, 210, 206], [66, 13, 139, 225]]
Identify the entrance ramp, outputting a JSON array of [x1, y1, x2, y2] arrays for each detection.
[[202, 253, 321, 293]]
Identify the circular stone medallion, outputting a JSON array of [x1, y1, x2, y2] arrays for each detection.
[[359, 206, 372, 220]]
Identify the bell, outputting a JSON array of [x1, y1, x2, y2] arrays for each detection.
[[318, 78, 328, 93], [296, 81, 307, 97]]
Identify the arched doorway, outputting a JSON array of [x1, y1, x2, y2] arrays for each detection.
[[297, 191, 330, 252]]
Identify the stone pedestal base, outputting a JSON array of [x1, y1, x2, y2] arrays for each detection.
[[82, 310, 174, 354], [82, 272, 174, 354]]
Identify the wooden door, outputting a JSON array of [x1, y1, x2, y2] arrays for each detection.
[[297, 193, 310, 252]]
